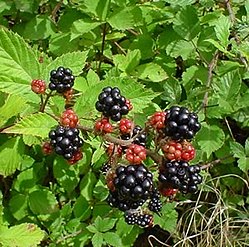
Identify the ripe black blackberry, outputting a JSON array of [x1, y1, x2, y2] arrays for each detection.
[[113, 164, 153, 202], [95, 87, 129, 121], [49, 67, 75, 93], [159, 160, 202, 194], [107, 191, 145, 211], [101, 163, 111, 175], [125, 211, 153, 227], [121, 125, 147, 147], [148, 188, 162, 213], [164, 106, 201, 140], [49, 125, 83, 160]]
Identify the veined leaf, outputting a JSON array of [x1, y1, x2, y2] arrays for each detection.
[[44, 51, 89, 82], [104, 232, 122, 247], [214, 15, 231, 47], [0, 223, 45, 247], [0, 137, 24, 176], [92, 232, 103, 247], [82, 0, 110, 20], [0, 94, 27, 126], [196, 123, 225, 158], [2, 113, 57, 138]]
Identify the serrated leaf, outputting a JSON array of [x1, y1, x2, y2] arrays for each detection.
[[94, 216, 117, 233], [0, 223, 45, 247], [28, 189, 59, 215], [92, 232, 103, 247], [166, 40, 195, 60], [0, 137, 24, 176], [214, 15, 231, 47], [245, 138, 249, 156], [154, 203, 178, 232], [196, 123, 225, 158], [73, 196, 91, 221], [238, 157, 249, 173], [0, 94, 27, 126], [230, 141, 245, 158], [83, 0, 110, 20], [173, 5, 201, 40], [104, 232, 122, 246], [44, 51, 89, 81], [80, 172, 97, 200], [133, 63, 168, 82], [161, 77, 182, 103], [3, 113, 57, 138], [87, 69, 100, 87], [9, 194, 28, 221], [71, 19, 102, 40]]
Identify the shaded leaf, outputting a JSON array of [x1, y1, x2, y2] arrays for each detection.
[[104, 232, 122, 246]]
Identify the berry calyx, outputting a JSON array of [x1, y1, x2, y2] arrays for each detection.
[[126, 144, 147, 164], [119, 118, 133, 134], [94, 118, 113, 134], [31, 79, 46, 94], [161, 140, 195, 161], [149, 111, 166, 130], [42, 141, 53, 155], [125, 99, 133, 111], [60, 108, 79, 128]]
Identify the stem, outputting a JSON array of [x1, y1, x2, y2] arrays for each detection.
[[39, 91, 53, 112], [200, 155, 233, 170], [51, 0, 63, 22], [97, 23, 107, 75]]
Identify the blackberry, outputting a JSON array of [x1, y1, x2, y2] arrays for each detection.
[[95, 87, 129, 121], [124, 211, 153, 227], [164, 106, 201, 140], [101, 163, 111, 175], [121, 125, 147, 147], [49, 67, 75, 93], [148, 189, 162, 213], [159, 160, 202, 194], [49, 125, 83, 160]]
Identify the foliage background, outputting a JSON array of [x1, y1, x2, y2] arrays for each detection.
[[0, 0, 248, 246]]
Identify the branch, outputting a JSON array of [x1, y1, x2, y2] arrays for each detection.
[[198, 50, 219, 115], [225, 0, 248, 68], [200, 155, 233, 170], [51, 0, 63, 22], [39, 91, 53, 112]]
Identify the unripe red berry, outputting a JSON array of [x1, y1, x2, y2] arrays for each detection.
[[60, 108, 79, 128], [119, 118, 133, 134], [68, 149, 83, 165], [159, 187, 178, 197], [106, 143, 122, 157], [149, 111, 166, 130], [125, 144, 146, 164], [31, 79, 46, 94], [94, 118, 113, 134], [125, 99, 133, 111], [42, 141, 53, 155]]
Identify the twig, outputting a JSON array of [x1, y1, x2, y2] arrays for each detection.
[[51, 0, 63, 22], [97, 23, 107, 75], [148, 235, 171, 247], [114, 41, 127, 55], [39, 91, 53, 112], [198, 51, 219, 115], [56, 230, 83, 244], [200, 155, 233, 170], [127, 29, 139, 36], [224, 117, 235, 141], [225, 0, 248, 68]]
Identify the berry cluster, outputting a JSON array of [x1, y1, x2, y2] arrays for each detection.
[[49, 67, 75, 93], [159, 160, 202, 194], [164, 106, 201, 140], [49, 125, 83, 161], [60, 108, 79, 128], [161, 139, 195, 162], [148, 189, 162, 213], [125, 211, 153, 227], [94, 118, 113, 134], [149, 111, 166, 130], [95, 87, 129, 121], [125, 144, 147, 164], [31, 79, 46, 94]]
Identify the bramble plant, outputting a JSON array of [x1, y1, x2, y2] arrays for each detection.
[[0, 0, 249, 246]]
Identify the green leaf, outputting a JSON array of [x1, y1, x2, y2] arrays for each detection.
[[0, 137, 24, 176], [3, 113, 57, 138], [71, 19, 102, 40], [173, 5, 201, 40], [104, 232, 122, 246], [28, 189, 59, 215], [245, 138, 249, 156], [166, 40, 195, 60], [161, 77, 182, 103], [22, 15, 56, 40], [44, 51, 89, 81], [0, 94, 27, 126], [87, 69, 100, 87], [73, 196, 91, 221], [83, 0, 110, 20], [238, 157, 249, 173], [133, 63, 168, 82], [214, 15, 231, 47], [94, 216, 117, 233], [230, 141, 245, 158], [196, 123, 225, 158], [0, 223, 45, 247], [9, 194, 28, 221], [108, 7, 137, 30], [80, 171, 97, 200], [92, 232, 104, 247], [113, 49, 141, 73], [154, 203, 178, 232], [53, 157, 80, 193]]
